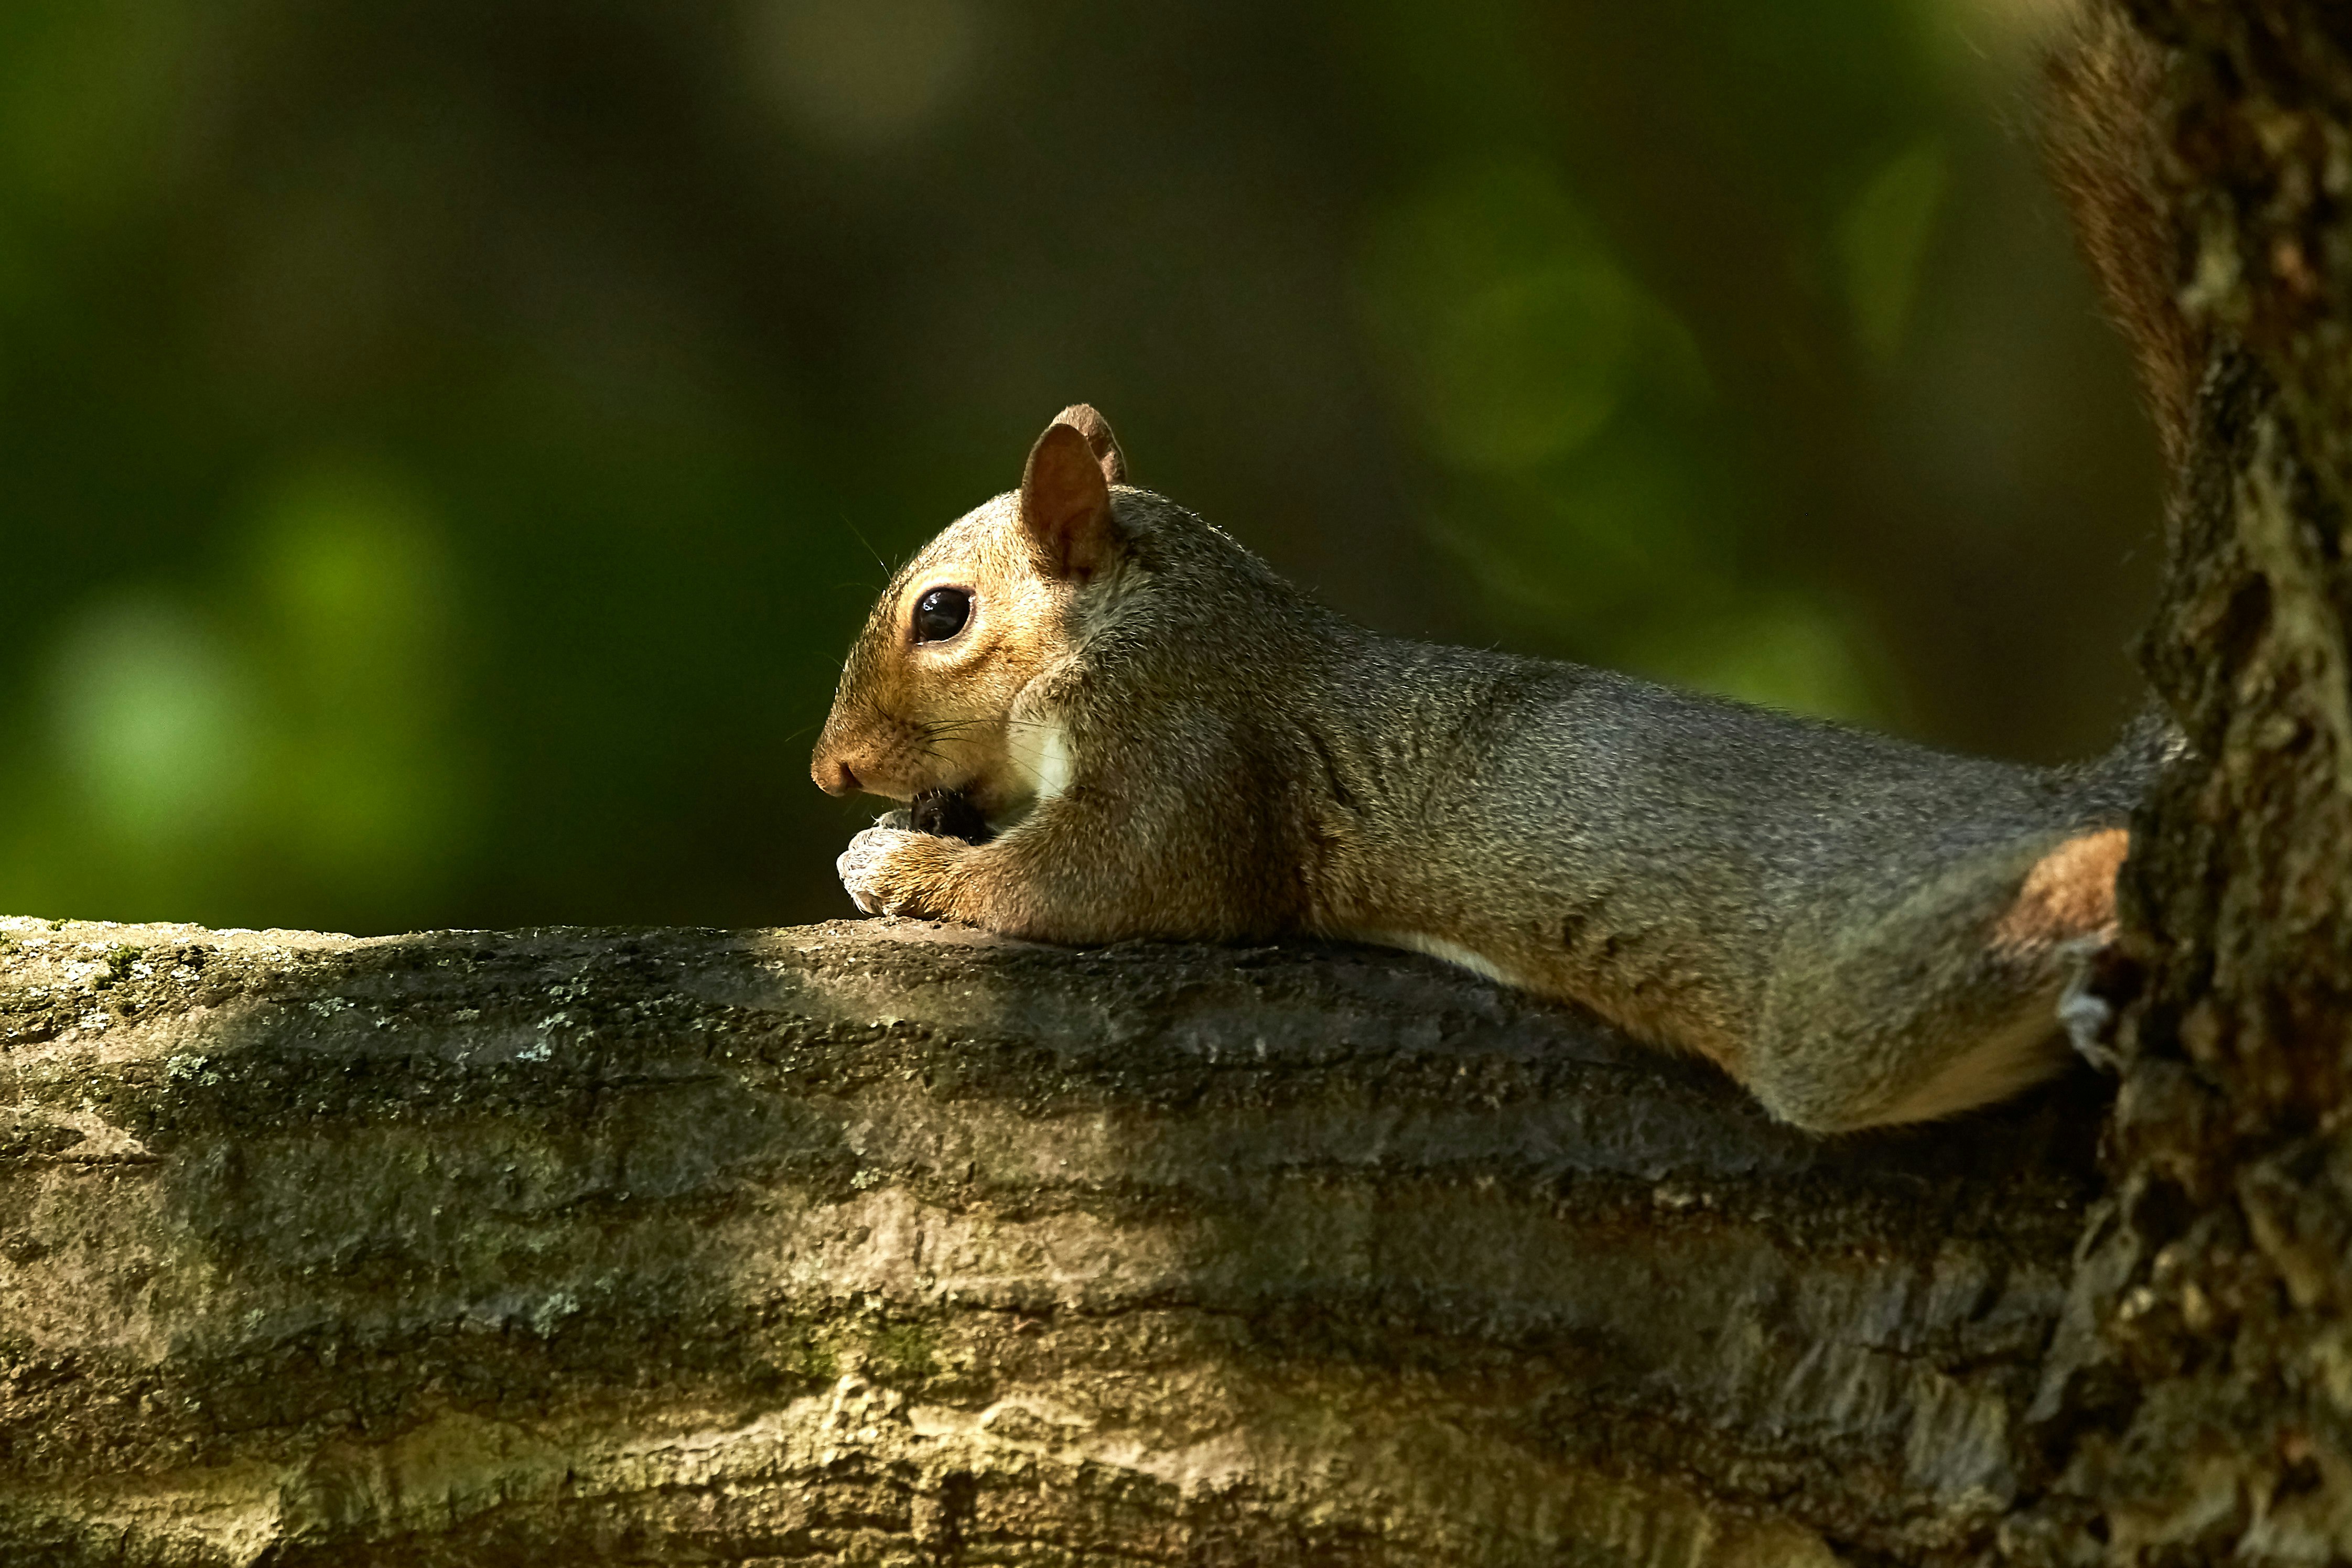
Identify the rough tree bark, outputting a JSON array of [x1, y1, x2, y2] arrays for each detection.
[[2015, 3, 2352, 1563], [5, 6, 2350, 1566], [0, 915, 2106, 1566]]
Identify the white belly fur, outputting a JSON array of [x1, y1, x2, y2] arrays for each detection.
[[1361, 929, 1519, 989]]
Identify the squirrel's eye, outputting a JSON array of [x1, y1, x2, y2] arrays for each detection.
[[912, 586, 971, 644]]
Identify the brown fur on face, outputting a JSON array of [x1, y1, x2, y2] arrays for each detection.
[[810, 496, 1063, 819], [811, 406, 1129, 822]]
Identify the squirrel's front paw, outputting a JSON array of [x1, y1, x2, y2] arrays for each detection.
[[837, 826, 962, 918], [2057, 934, 2136, 1072]]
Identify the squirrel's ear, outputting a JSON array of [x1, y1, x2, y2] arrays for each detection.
[[1051, 403, 1126, 484], [1019, 407, 1124, 579]]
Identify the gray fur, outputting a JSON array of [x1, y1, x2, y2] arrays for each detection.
[[818, 15, 2191, 1131], [826, 485, 2162, 1132]]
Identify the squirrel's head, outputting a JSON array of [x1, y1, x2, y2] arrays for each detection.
[[811, 404, 1128, 820]]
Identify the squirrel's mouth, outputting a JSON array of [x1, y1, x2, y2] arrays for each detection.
[[938, 765, 1056, 839], [909, 786, 996, 845]]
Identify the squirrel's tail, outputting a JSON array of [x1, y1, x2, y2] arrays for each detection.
[[2043, 1, 2205, 480], [2044, 3, 2201, 802]]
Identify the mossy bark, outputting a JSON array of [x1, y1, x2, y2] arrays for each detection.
[[2018, 3, 2352, 1562], [0, 916, 2104, 1566]]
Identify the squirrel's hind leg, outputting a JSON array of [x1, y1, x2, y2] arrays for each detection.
[[1743, 828, 2128, 1133]]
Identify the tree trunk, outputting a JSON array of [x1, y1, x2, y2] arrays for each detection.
[[7, 9, 2351, 1566], [2017, 3, 2352, 1562], [0, 915, 2105, 1566]]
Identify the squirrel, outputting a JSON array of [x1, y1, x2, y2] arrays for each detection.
[[809, 6, 2198, 1133]]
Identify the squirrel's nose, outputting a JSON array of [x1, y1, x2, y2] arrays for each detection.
[[813, 755, 861, 796]]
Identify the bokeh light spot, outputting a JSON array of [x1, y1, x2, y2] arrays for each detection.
[[1634, 598, 1886, 723], [747, 0, 981, 148], [1362, 159, 1644, 472], [1839, 139, 1950, 367], [0, 0, 193, 211], [1426, 264, 1635, 471], [245, 457, 469, 897], [48, 591, 255, 851]]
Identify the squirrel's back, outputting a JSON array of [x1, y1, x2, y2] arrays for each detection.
[[813, 7, 2199, 1130]]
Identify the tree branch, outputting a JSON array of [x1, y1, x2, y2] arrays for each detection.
[[0, 915, 2100, 1564]]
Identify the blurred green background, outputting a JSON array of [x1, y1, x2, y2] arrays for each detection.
[[0, 0, 2160, 935]]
